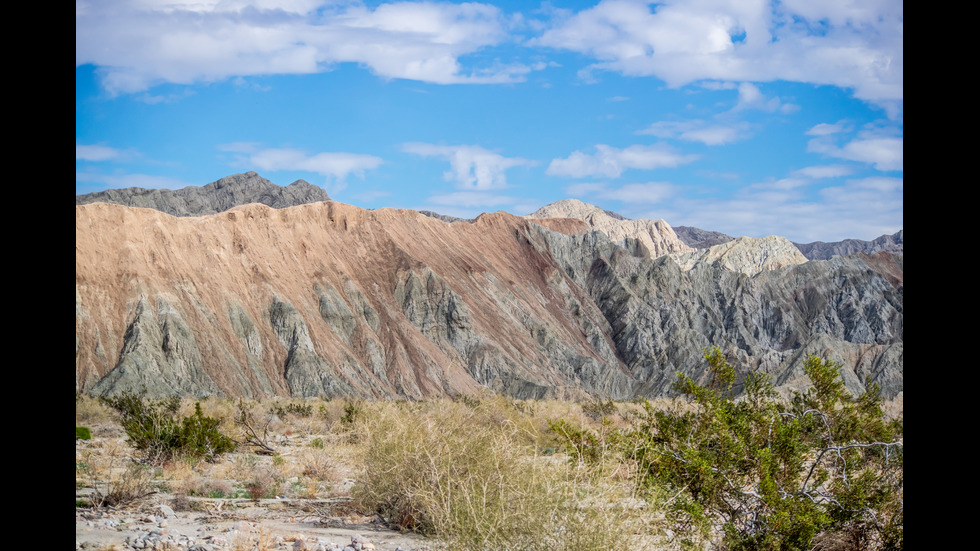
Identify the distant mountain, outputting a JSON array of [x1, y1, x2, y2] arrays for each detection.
[[673, 226, 736, 249], [673, 225, 903, 261], [793, 231, 904, 260], [75, 171, 330, 216]]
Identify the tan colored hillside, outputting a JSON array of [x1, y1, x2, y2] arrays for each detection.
[[76, 201, 629, 399]]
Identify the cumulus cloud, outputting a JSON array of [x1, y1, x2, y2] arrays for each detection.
[[533, 0, 903, 107], [76, 0, 528, 94], [402, 143, 535, 190], [547, 143, 699, 178]]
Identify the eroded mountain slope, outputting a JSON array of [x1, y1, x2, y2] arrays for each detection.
[[76, 199, 903, 401]]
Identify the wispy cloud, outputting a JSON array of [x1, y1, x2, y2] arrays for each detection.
[[547, 143, 699, 178], [731, 83, 799, 114], [402, 143, 535, 190], [222, 144, 383, 187], [791, 164, 853, 180], [76, 144, 125, 162], [806, 128, 903, 172], [76, 170, 194, 191], [637, 120, 749, 146], [662, 176, 902, 242]]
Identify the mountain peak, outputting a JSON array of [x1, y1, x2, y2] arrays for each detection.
[[527, 199, 627, 222], [526, 199, 689, 258]]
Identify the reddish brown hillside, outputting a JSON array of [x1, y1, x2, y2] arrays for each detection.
[[75, 201, 630, 399]]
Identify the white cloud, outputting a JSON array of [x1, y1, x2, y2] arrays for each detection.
[[76, 144, 124, 162], [637, 120, 748, 145], [805, 121, 849, 136], [224, 144, 383, 182], [547, 143, 699, 178], [75, 170, 194, 191], [807, 133, 903, 172], [792, 165, 853, 179], [76, 0, 529, 94], [533, 0, 903, 107], [731, 82, 799, 113], [669, 175, 903, 242], [402, 143, 535, 190]]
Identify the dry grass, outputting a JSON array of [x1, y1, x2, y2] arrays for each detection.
[[78, 394, 683, 549], [351, 398, 661, 551]]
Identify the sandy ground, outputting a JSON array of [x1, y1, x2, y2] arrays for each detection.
[[75, 417, 441, 551], [75, 492, 438, 550]]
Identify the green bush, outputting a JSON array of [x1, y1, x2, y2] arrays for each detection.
[[271, 401, 314, 418], [622, 348, 903, 550], [101, 391, 235, 463], [76, 426, 92, 440]]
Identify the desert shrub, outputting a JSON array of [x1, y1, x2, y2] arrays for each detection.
[[581, 398, 618, 421], [271, 401, 314, 418], [623, 348, 903, 550], [101, 391, 235, 463], [80, 441, 157, 508], [354, 400, 649, 551], [76, 426, 92, 440], [339, 400, 362, 427]]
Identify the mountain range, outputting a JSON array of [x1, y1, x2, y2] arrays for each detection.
[[75, 173, 903, 401]]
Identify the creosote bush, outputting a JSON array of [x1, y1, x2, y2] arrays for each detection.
[[550, 348, 903, 550], [101, 390, 235, 463]]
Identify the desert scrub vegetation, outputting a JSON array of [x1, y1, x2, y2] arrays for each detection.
[[551, 348, 904, 550], [352, 396, 656, 551], [77, 358, 902, 550], [100, 390, 236, 463]]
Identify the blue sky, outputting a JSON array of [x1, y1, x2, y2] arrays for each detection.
[[76, 0, 902, 243]]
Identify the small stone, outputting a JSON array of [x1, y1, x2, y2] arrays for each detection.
[[156, 504, 177, 518]]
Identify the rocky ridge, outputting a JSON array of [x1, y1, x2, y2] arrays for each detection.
[[672, 224, 904, 261], [525, 199, 691, 258], [794, 230, 904, 260], [76, 172, 330, 217], [76, 174, 903, 401]]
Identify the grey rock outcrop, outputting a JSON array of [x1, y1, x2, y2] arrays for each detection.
[[90, 296, 221, 397], [674, 225, 904, 261], [673, 226, 735, 249], [76, 171, 330, 216], [525, 199, 691, 258], [535, 225, 903, 399], [669, 235, 809, 276]]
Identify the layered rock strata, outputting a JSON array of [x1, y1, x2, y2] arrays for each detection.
[[76, 199, 903, 401]]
